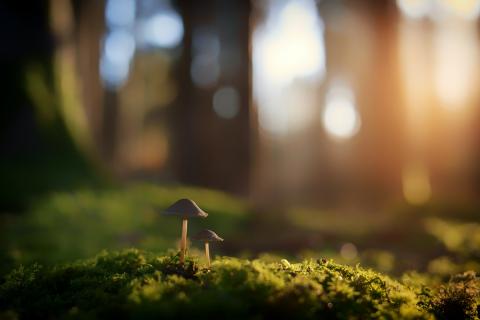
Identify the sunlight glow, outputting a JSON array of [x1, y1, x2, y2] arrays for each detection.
[[434, 22, 479, 109], [397, 0, 480, 19], [254, 0, 325, 87], [398, 0, 480, 110], [396, 0, 431, 19], [253, 0, 326, 135], [322, 85, 360, 140], [439, 0, 480, 19]]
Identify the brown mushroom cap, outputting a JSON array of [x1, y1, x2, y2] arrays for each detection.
[[162, 199, 208, 218], [192, 229, 224, 242]]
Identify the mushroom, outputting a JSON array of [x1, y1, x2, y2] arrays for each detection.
[[192, 229, 223, 268], [163, 199, 208, 264]]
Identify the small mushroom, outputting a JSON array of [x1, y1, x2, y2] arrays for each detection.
[[163, 199, 208, 264], [192, 229, 223, 268]]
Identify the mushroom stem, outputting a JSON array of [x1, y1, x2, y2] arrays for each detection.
[[205, 242, 210, 268], [180, 218, 188, 264]]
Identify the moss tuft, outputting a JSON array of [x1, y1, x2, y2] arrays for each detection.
[[1, 249, 478, 319]]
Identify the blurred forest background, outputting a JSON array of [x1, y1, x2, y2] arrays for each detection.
[[1, 0, 480, 277]]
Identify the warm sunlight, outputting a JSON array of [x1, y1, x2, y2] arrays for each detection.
[[253, 0, 325, 87], [253, 0, 325, 135], [4, 1, 480, 317], [322, 84, 360, 140], [434, 21, 479, 109]]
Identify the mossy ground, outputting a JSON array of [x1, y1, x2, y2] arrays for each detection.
[[1, 249, 479, 319], [3, 183, 480, 278], [0, 183, 249, 272], [2, 185, 480, 319]]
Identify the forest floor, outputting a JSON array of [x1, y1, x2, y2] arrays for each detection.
[[1, 249, 479, 319]]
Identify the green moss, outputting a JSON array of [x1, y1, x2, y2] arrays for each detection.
[[428, 271, 480, 320], [425, 218, 480, 259], [2, 249, 477, 319]]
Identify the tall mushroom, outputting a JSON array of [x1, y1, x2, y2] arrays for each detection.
[[192, 229, 223, 268], [163, 199, 208, 264]]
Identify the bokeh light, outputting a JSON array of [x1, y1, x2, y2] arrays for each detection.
[[322, 85, 361, 140], [402, 163, 432, 205], [100, 55, 131, 88], [101, 0, 136, 89], [212, 86, 240, 119], [105, 0, 136, 28], [138, 10, 184, 48], [340, 243, 358, 261], [191, 30, 221, 88], [104, 30, 135, 65], [193, 29, 220, 57], [100, 30, 135, 88], [190, 56, 220, 88]]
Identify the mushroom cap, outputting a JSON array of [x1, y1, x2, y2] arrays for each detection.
[[192, 229, 224, 242], [162, 199, 208, 218]]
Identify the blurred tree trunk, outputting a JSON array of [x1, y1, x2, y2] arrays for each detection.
[[50, 0, 107, 164], [74, 0, 106, 162], [172, 0, 252, 195], [171, 0, 195, 184]]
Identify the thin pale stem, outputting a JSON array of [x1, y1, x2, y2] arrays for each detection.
[[180, 218, 188, 264], [205, 242, 210, 268]]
